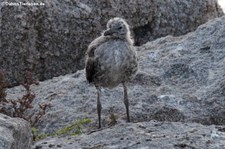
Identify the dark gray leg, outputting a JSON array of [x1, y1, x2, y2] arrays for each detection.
[[122, 83, 130, 122], [96, 87, 102, 128]]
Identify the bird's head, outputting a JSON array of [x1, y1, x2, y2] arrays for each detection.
[[103, 17, 131, 40]]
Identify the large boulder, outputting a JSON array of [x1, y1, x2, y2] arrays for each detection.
[[0, 113, 32, 149], [137, 16, 225, 125], [1, 0, 224, 86]]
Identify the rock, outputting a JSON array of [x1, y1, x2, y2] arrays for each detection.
[[34, 121, 225, 149], [0, 113, 32, 149], [5, 13, 225, 149], [137, 16, 225, 125], [33, 121, 225, 149], [1, 0, 223, 86]]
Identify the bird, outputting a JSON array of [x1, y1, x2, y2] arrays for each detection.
[[85, 17, 138, 128]]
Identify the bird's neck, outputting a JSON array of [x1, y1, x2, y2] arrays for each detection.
[[108, 35, 133, 45]]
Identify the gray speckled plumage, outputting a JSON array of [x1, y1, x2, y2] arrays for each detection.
[[85, 17, 138, 128]]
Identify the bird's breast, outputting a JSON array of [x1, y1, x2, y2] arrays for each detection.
[[93, 40, 138, 88], [95, 41, 133, 70]]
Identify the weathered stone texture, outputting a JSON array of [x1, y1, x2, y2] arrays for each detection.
[[0, 114, 32, 149]]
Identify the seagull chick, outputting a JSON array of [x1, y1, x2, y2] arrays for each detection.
[[85, 17, 138, 128]]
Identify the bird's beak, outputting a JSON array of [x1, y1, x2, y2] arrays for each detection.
[[103, 29, 114, 36]]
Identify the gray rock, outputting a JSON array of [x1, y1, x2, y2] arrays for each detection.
[[5, 16, 225, 148], [1, 0, 224, 86], [0, 113, 32, 149], [33, 121, 225, 149], [137, 16, 225, 125]]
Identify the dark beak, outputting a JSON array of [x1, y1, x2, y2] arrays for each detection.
[[103, 29, 114, 36]]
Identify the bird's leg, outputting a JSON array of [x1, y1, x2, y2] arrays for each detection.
[[122, 83, 130, 122], [96, 87, 102, 128]]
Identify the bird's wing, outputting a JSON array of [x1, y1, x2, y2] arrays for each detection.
[[85, 57, 96, 83], [85, 36, 109, 83], [86, 36, 109, 57]]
